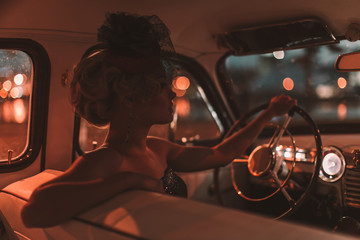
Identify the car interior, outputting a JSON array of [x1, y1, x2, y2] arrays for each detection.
[[0, 0, 360, 239]]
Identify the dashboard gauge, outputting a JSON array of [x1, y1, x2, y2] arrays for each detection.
[[319, 146, 346, 183]]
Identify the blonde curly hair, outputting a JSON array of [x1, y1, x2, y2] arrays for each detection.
[[70, 50, 165, 126]]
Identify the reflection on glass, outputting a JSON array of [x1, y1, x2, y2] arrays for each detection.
[[337, 103, 347, 121], [2, 101, 12, 123], [175, 97, 190, 117], [13, 99, 26, 123]]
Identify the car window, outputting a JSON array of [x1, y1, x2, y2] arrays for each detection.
[[222, 40, 360, 129], [0, 40, 50, 171], [170, 72, 223, 143], [0, 50, 32, 161], [78, 61, 223, 153]]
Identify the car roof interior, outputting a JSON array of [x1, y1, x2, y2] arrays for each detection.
[[2, 0, 358, 57]]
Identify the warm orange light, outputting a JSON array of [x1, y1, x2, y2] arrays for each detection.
[[2, 101, 12, 123], [283, 77, 294, 91], [22, 83, 31, 96], [175, 97, 190, 117], [14, 74, 25, 85], [13, 99, 26, 123], [10, 87, 23, 99], [337, 103, 347, 121], [0, 89, 7, 99], [172, 88, 186, 97], [173, 76, 190, 90], [3, 80, 12, 91], [337, 77, 347, 89]]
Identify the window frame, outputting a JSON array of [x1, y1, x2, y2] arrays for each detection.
[[166, 53, 233, 145], [0, 38, 51, 172]]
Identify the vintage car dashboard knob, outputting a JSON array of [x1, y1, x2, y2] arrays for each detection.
[[319, 147, 346, 183]]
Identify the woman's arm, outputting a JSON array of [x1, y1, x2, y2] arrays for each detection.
[[164, 95, 297, 172], [21, 166, 163, 228]]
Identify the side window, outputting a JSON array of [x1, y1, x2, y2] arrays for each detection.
[[78, 120, 108, 152], [76, 56, 224, 154], [171, 73, 223, 143], [0, 50, 32, 160], [0, 39, 50, 170]]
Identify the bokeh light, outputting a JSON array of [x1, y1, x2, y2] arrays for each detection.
[[338, 103, 347, 121], [0, 89, 7, 99], [3, 80, 12, 91], [282, 77, 294, 91], [14, 74, 25, 85], [173, 76, 190, 90], [10, 87, 23, 99], [316, 85, 335, 99], [337, 77, 347, 89], [273, 50, 285, 60]]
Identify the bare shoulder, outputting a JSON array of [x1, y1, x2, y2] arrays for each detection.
[[79, 146, 123, 171], [56, 147, 124, 182], [147, 136, 184, 156], [35, 147, 124, 191]]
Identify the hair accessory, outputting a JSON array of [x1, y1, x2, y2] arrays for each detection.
[[97, 12, 175, 73]]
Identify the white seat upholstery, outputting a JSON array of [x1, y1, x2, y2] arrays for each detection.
[[0, 169, 135, 240], [0, 169, 357, 240], [2, 169, 63, 201]]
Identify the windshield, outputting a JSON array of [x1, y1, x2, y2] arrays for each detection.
[[223, 40, 360, 131]]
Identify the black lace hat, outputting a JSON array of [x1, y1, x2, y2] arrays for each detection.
[[97, 12, 175, 73]]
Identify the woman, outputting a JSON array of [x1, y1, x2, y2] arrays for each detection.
[[21, 12, 297, 228]]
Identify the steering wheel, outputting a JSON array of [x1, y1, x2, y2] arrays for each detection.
[[213, 104, 323, 219]]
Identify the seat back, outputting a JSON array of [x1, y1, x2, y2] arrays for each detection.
[[0, 170, 135, 240], [0, 169, 357, 240]]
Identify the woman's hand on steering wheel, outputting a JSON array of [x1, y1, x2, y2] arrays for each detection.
[[266, 95, 297, 117]]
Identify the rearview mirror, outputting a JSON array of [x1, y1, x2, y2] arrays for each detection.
[[335, 51, 360, 71]]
